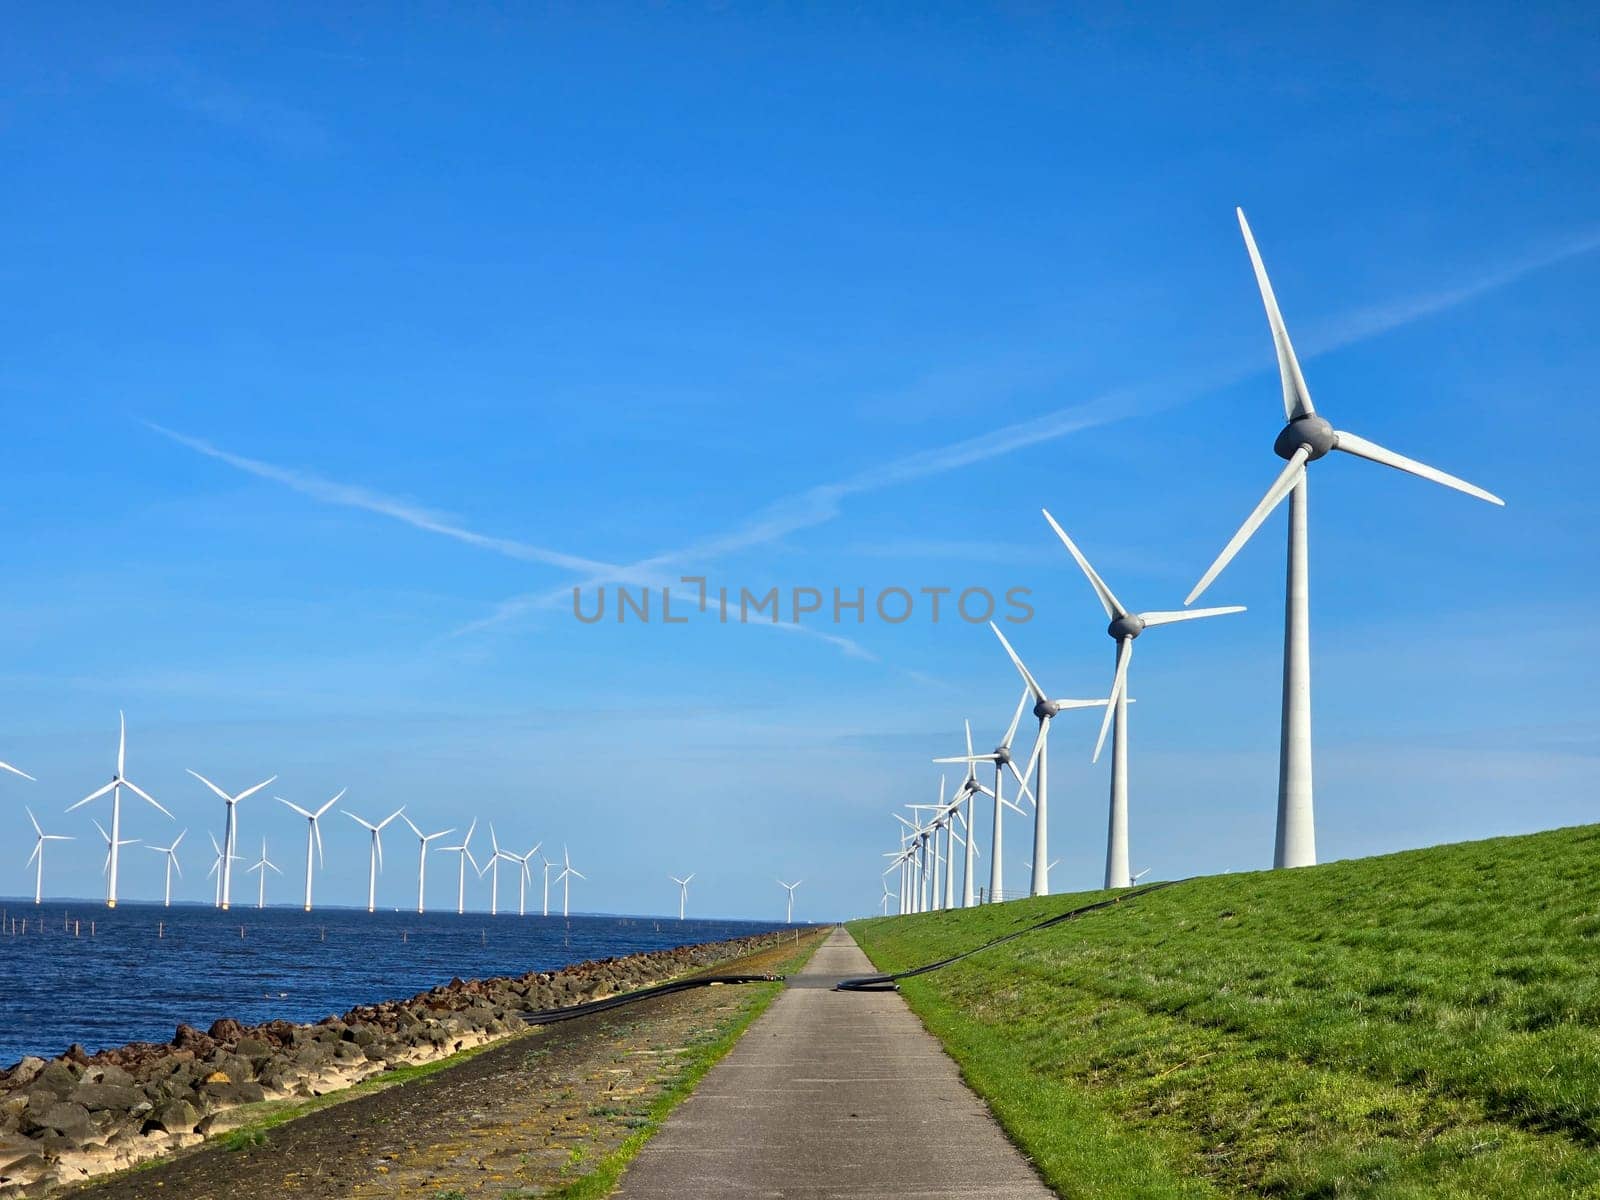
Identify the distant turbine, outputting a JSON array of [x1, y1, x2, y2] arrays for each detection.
[[777, 878, 802, 923], [400, 815, 454, 915], [437, 817, 479, 915], [510, 843, 542, 916], [936, 689, 1031, 904], [145, 830, 187, 907], [206, 832, 243, 907], [1186, 209, 1504, 869], [67, 712, 171, 908], [25, 807, 72, 905], [277, 790, 344, 912], [187, 768, 277, 911], [1042, 509, 1244, 888], [988, 624, 1109, 897], [879, 881, 894, 915], [1131, 867, 1152, 884], [344, 807, 405, 914], [557, 846, 585, 918], [480, 824, 512, 916], [94, 819, 139, 881], [931, 721, 993, 909], [670, 873, 695, 920], [540, 855, 556, 917], [246, 837, 282, 909]]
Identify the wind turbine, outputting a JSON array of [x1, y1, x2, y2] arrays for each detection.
[[669, 873, 695, 920], [937, 690, 1031, 904], [246, 837, 282, 909], [206, 832, 243, 907], [879, 881, 895, 915], [186, 769, 276, 912], [988, 623, 1110, 897], [93, 819, 139, 885], [931, 722, 996, 909], [480, 825, 513, 916], [557, 846, 585, 918], [778, 878, 802, 923], [25, 807, 72, 905], [437, 818, 479, 915], [1042, 509, 1245, 888], [67, 712, 171, 908], [146, 830, 187, 907], [278, 790, 344, 912], [344, 807, 404, 914], [400, 815, 454, 915], [511, 844, 542, 916], [540, 854, 556, 917], [1186, 209, 1504, 869]]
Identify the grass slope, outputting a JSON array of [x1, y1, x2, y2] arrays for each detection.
[[850, 825, 1600, 1199]]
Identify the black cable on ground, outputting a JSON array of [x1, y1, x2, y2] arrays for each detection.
[[519, 973, 785, 1025], [834, 880, 1187, 991]]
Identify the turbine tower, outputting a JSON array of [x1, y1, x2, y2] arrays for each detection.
[[400, 815, 454, 915], [26, 807, 72, 905], [344, 807, 404, 913], [987, 624, 1109, 897], [146, 830, 187, 907], [437, 818, 479, 915], [187, 769, 276, 912], [557, 846, 585, 918], [67, 712, 171, 908], [778, 878, 802, 923], [1042, 509, 1245, 888], [1187, 209, 1504, 869], [278, 790, 344, 912], [670, 873, 695, 920], [246, 837, 282, 909]]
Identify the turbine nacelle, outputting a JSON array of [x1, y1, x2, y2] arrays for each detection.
[[1273, 414, 1337, 462], [1107, 613, 1146, 641]]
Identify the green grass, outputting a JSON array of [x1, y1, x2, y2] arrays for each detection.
[[540, 932, 828, 1199], [850, 826, 1600, 1199]]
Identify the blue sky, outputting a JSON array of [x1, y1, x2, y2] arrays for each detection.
[[1, 3, 1596, 920]]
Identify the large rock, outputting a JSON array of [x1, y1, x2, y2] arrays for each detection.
[[4, 1060, 44, 1089], [68, 1083, 140, 1113], [201, 1078, 265, 1106], [34, 1102, 93, 1142]]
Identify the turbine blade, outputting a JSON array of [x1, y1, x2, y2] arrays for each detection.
[[0, 760, 36, 781], [67, 780, 116, 811], [314, 822, 325, 866], [989, 622, 1047, 703], [233, 775, 278, 803], [117, 710, 126, 777], [1237, 208, 1315, 420], [1333, 430, 1505, 506], [278, 798, 315, 820], [27, 842, 40, 867], [1001, 686, 1030, 750], [1092, 638, 1132, 764], [122, 779, 172, 818], [401, 814, 423, 839], [1139, 606, 1247, 626], [186, 768, 231, 803], [315, 789, 346, 818], [26, 806, 42, 836], [1186, 446, 1309, 605], [1041, 509, 1126, 617]]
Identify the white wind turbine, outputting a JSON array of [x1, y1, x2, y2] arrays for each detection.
[[510, 843, 542, 916], [26, 807, 72, 905], [931, 721, 999, 909], [400, 816, 454, 915], [936, 691, 1032, 904], [67, 712, 171, 908], [670, 873, 695, 920], [187, 769, 277, 912], [94, 819, 139, 886], [344, 807, 404, 913], [437, 818, 479, 915], [879, 881, 894, 915], [206, 832, 243, 907], [278, 790, 344, 912], [557, 846, 585, 918], [778, 878, 802, 923], [1042, 509, 1245, 888], [540, 854, 557, 917], [988, 623, 1110, 897], [480, 825, 514, 916], [1186, 209, 1504, 869], [146, 830, 187, 907], [246, 837, 282, 909]]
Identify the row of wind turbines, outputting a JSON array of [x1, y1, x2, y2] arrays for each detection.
[[4, 720, 591, 916], [884, 209, 1504, 914]]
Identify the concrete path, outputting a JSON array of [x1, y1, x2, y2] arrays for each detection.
[[616, 926, 1053, 1198]]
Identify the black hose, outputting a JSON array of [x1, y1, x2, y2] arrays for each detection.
[[834, 880, 1185, 991], [519, 974, 785, 1025]]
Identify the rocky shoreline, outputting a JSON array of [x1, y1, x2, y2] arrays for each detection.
[[0, 928, 797, 1196]]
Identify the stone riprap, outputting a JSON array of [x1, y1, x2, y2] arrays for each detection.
[[0, 929, 795, 1196]]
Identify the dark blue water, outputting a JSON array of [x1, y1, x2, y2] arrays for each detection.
[[0, 900, 787, 1067]]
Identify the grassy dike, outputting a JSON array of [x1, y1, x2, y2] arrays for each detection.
[[849, 825, 1600, 1199]]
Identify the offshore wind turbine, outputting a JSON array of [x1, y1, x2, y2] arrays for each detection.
[[187, 769, 276, 911], [278, 790, 344, 912], [400, 815, 454, 915], [480, 825, 512, 916], [94, 819, 138, 883], [670, 873, 695, 920], [437, 818, 479, 915], [26, 808, 72, 904], [778, 878, 802, 923], [557, 846, 585, 918], [146, 830, 187, 907], [540, 854, 556, 917], [1042, 510, 1245, 888], [988, 624, 1110, 897], [511, 844, 542, 916], [1186, 209, 1504, 869], [67, 712, 171, 908], [246, 837, 282, 909], [344, 807, 404, 914]]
